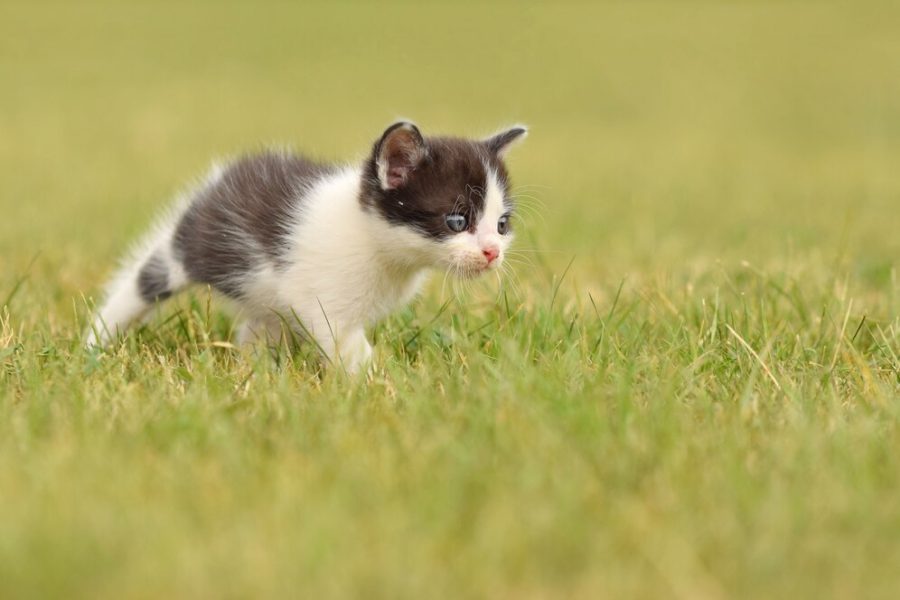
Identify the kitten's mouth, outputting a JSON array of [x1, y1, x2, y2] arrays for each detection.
[[452, 261, 498, 279], [457, 268, 484, 279]]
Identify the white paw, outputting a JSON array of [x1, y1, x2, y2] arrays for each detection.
[[336, 332, 373, 375]]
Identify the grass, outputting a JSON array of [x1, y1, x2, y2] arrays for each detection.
[[2, 1, 899, 598]]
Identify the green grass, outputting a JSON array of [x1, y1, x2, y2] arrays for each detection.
[[2, 1, 899, 598]]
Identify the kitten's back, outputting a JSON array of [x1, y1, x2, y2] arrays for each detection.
[[173, 151, 335, 298]]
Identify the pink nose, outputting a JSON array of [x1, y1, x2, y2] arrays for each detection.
[[482, 246, 499, 264]]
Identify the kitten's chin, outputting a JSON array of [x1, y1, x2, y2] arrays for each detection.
[[449, 262, 499, 280]]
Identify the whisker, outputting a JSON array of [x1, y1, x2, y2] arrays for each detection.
[[507, 248, 567, 255], [498, 264, 523, 299], [511, 183, 552, 192], [509, 196, 545, 206], [440, 267, 451, 302], [504, 259, 537, 271], [508, 193, 547, 206]]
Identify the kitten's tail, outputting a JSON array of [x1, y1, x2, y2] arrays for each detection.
[[85, 220, 188, 348]]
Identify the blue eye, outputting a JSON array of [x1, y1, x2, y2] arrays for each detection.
[[446, 214, 468, 232], [498, 214, 511, 235]]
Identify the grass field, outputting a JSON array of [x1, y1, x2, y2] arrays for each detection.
[[2, 1, 899, 598]]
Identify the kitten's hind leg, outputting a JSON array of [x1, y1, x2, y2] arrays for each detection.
[[85, 243, 188, 347]]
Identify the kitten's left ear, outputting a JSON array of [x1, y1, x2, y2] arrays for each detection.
[[484, 125, 528, 157], [375, 121, 428, 190]]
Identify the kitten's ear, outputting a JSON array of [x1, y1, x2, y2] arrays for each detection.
[[375, 121, 427, 190], [484, 125, 528, 158]]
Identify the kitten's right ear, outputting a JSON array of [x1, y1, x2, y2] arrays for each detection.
[[374, 121, 427, 190], [484, 125, 528, 158]]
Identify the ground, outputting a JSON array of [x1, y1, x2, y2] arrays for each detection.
[[1, 2, 899, 598]]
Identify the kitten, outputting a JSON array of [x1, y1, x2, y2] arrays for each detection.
[[86, 121, 527, 372]]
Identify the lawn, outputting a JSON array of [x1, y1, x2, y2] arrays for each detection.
[[1, 1, 899, 598]]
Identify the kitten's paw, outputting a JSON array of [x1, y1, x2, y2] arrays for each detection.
[[335, 331, 373, 375], [83, 325, 113, 350]]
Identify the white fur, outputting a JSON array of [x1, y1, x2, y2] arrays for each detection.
[[85, 166, 222, 347], [84, 209, 186, 348], [87, 163, 512, 374], [275, 168, 448, 370]]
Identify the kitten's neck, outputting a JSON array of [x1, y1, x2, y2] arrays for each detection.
[[353, 170, 434, 276], [369, 226, 433, 276]]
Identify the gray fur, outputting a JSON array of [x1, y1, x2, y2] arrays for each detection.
[[172, 152, 336, 298], [137, 253, 172, 302]]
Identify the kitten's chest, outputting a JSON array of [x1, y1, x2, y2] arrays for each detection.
[[278, 169, 430, 321], [371, 267, 428, 311], [280, 232, 428, 323], [335, 258, 428, 322]]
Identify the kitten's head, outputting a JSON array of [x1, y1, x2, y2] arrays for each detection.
[[360, 121, 527, 277]]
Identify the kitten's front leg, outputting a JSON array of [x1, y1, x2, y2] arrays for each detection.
[[303, 314, 372, 374], [333, 328, 373, 375], [236, 317, 286, 346]]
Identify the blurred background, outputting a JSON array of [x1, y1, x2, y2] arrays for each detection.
[[2, 1, 898, 311], [2, 3, 900, 598]]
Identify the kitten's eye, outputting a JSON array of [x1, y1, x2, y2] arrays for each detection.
[[497, 214, 511, 235], [445, 214, 468, 232]]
